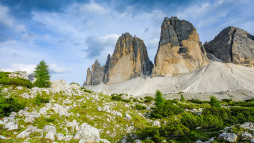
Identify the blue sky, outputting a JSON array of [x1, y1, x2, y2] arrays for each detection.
[[0, 0, 253, 85]]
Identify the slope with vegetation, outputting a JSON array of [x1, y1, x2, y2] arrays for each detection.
[[1, 72, 254, 142]]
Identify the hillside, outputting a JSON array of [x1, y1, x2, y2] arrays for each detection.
[[86, 61, 254, 99]]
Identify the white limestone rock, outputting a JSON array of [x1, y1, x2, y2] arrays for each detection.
[[73, 123, 100, 142], [241, 132, 253, 140], [43, 125, 56, 134], [219, 133, 237, 142], [45, 132, 55, 141]]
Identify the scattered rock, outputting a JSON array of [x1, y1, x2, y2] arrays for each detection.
[[219, 133, 237, 142], [241, 132, 253, 140], [45, 132, 55, 141], [8, 71, 29, 80], [240, 122, 254, 131], [153, 120, 161, 127], [73, 123, 100, 142], [2, 117, 18, 130], [125, 113, 132, 120], [17, 125, 42, 138], [24, 117, 35, 123], [43, 125, 56, 134], [0, 135, 7, 140]]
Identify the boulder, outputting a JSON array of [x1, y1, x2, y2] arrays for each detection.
[[204, 26, 254, 66], [73, 123, 100, 142], [104, 33, 153, 84], [153, 17, 209, 76], [8, 71, 29, 80], [45, 132, 55, 141], [50, 79, 69, 90], [241, 132, 252, 140], [219, 133, 237, 142], [43, 125, 56, 134]]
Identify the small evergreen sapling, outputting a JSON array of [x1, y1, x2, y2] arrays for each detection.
[[180, 94, 185, 102], [210, 96, 221, 108], [33, 60, 51, 88], [155, 90, 165, 107]]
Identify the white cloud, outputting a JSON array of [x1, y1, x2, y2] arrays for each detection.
[[1, 64, 36, 74], [0, 63, 73, 75], [0, 4, 26, 32], [78, 1, 106, 15], [49, 64, 73, 74]]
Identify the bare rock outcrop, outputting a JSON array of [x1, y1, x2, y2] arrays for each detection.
[[104, 33, 153, 84], [204, 26, 254, 66], [86, 60, 105, 85], [153, 17, 209, 76]]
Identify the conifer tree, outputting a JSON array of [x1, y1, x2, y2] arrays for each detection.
[[34, 60, 51, 88], [155, 90, 165, 107]]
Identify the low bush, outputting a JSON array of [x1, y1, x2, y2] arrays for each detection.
[[229, 101, 254, 107], [45, 117, 55, 122], [155, 90, 164, 107], [111, 94, 122, 101], [180, 94, 185, 102], [0, 75, 33, 88], [144, 96, 154, 103], [151, 104, 183, 118], [34, 94, 50, 105], [70, 82, 80, 86], [134, 104, 146, 110], [245, 98, 254, 102], [221, 99, 232, 102], [0, 95, 26, 117], [188, 99, 209, 104], [210, 96, 221, 108], [181, 113, 224, 130]]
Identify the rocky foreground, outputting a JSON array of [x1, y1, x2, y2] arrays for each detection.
[[1, 78, 254, 142]]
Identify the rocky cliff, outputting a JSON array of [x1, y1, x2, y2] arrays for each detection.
[[85, 33, 153, 85], [104, 33, 153, 84], [85, 60, 105, 85], [153, 17, 209, 76], [204, 26, 254, 66]]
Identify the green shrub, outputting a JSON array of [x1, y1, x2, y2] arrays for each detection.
[[221, 99, 232, 102], [245, 98, 254, 102], [188, 99, 209, 104], [181, 113, 224, 130], [34, 94, 50, 105], [144, 96, 154, 103], [134, 104, 146, 110], [111, 94, 122, 101], [210, 96, 221, 108], [180, 94, 185, 102], [229, 101, 254, 107], [121, 99, 131, 103], [162, 121, 190, 137], [0, 72, 33, 88], [152, 104, 183, 118], [45, 117, 55, 122], [0, 95, 26, 117], [155, 90, 164, 107], [230, 107, 254, 123], [70, 82, 80, 86]]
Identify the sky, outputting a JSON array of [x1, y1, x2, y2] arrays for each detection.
[[0, 0, 254, 85]]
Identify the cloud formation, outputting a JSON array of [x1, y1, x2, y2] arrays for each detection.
[[0, 0, 253, 84]]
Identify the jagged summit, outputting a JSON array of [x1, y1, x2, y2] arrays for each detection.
[[204, 26, 254, 66], [85, 33, 153, 85], [153, 16, 209, 76]]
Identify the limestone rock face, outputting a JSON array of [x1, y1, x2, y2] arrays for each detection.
[[104, 33, 153, 84], [204, 26, 254, 66], [86, 60, 105, 85], [153, 17, 209, 76]]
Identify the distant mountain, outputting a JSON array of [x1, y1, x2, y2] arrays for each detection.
[[204, 26, 254, 66]]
